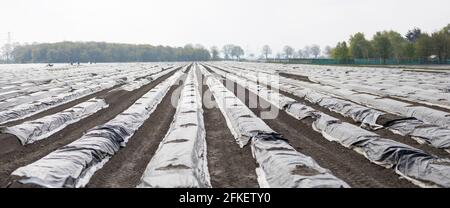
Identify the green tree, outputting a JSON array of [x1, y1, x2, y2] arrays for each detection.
[[11, 41, 211, 63], [415, 33, 433, 60], [349, 32, 372, 59], [372, 32, 392, 64], [332, 42, 350, 63], [385, 31, 408, 62], [430, 27, 449, 63], [402, 43, 416, 60]]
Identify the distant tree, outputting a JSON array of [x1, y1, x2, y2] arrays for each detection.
[[283, 45, 294, 59], [385, 31, 408, 62], [310, 44, 321, 58], [194, 44, 206, 49], [323, 46, 332, 58], [1, 42, 13, 63], [328, 24, 448, 64], [262, 45, 272, 59], [444, 24, 450, 61], [406, 28, 422, 43], [372, 32, 392, 64], [231, 45, 244, 60], [349, 32, 372, 59], [297, 49, 304, 58], [444, 24, 450, 32], [10, 41, 211, 63], [303, 46, 311, 58], [332, 42, 350, 62], [276, 53, 282, 59], [415, 33, 433, 60], [403, 43, 416, 60], [431, 28, 450, 63], [222, 44, 234, 60], [210, 46, 220, 60]]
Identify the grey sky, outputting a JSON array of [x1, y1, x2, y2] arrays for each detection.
[[1, 0, 449, 57]]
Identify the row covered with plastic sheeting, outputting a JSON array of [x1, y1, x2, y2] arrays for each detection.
[[0, 68, 121, 108], [252, 133, 349, 188], [0, 87, 72, 110], [138, 68, 211, 188], [388, 119, 450, 152], [286, 98, 450, 188], [231, 61, 450, 98], [216, 65, 450, 152], [209, 64, 384, 130], [11, 71, 183, 188], [209, 67, 296, 112], [308, 73, 450, 110], [313, 113, 450, 188], [0, 64, 171, 111], [210, 64, 450, 188], [0, 98, 108, 145], [205, 71, 273, 148], [120, 66, 178, 91], [0, 80, 122, 125], [277, 75, 450, 128], [201, 65, 349, 188]]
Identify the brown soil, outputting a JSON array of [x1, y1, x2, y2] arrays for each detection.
[[278, 71, 450, 113], [0, 67, 182, 188], [204, 64, 417, 188], [218, 64, 450, 159], [198, 70, 259, 188], [2, 85, 121, 127], [86, 71, 187, 188], [384, 96, 450, 114], [278, 72, 314, 83]]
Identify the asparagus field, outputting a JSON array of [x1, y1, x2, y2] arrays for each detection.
[[1, 62, 450, 188]]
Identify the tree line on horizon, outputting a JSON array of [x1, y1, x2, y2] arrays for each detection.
[[331, 24, 450, 64], [10, 42, 211, 63], [2, 24, 449, 64]]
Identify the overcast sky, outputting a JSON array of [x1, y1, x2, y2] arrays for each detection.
[[1, 0, 449, 57]]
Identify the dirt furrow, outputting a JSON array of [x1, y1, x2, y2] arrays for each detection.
[[214, 65, 450, 159], [198, 69, 259, 188], [275, 73, 450, 158], [0, 68, 182, 187], [205, 64, 416, 188], [87, 72, 187, 188], [279, 72, 450, 113]]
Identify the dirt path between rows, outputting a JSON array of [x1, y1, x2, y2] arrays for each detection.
[[277, 87, 450, 160], [2, 67, 175, 127], [216, 64, 450, 159], [278, 72, 314, 83], [87, 71, 187, 188], [3, 86, 120, 127], [204, 64, 417, 188], [0, 67, 182, 188], [197, 69, 259, 188], [279, 71, 450, 113]]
